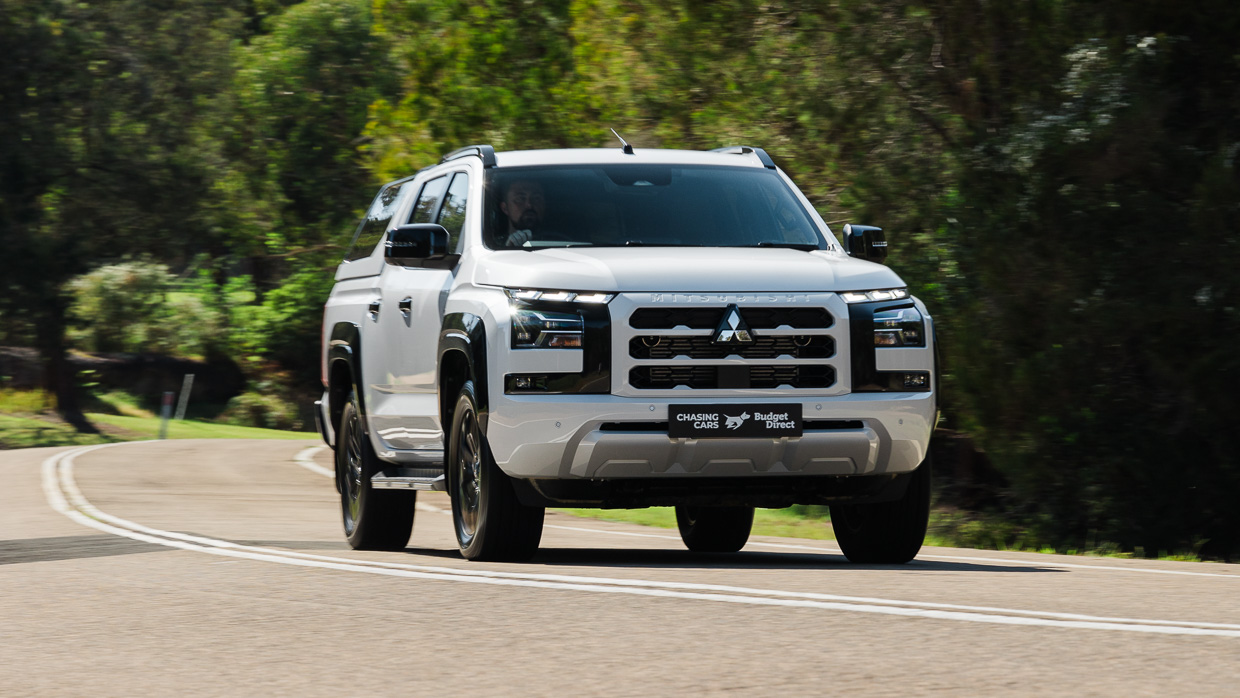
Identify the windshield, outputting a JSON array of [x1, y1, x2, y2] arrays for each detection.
[[482, 165, 827, 250]]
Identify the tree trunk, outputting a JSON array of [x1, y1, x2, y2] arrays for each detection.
[[34, 293, 98, 434]]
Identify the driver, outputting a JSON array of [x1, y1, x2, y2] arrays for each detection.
[[500, 178, 546, 248]]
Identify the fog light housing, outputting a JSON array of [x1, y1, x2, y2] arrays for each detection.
[[506, 374, 549, 392], [901, 372, 929, 389], [545, 334, 583, 349]]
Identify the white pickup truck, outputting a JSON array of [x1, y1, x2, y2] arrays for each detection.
[[317, 144, 937, 562]]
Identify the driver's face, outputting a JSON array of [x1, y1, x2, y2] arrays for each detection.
[[501, 180, 545, 231]]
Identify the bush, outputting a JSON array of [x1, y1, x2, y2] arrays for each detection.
[[223, 268, 334, 388], [67, 261, 223, 357], [217, 390, 301, 431]]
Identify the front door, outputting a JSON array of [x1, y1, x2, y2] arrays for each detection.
[[365, 169, 472, 458]]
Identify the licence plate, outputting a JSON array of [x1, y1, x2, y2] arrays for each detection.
[[668, 404, 803, 438]]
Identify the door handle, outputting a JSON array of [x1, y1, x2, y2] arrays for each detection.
[[398, 297, 413, 315], [368, 300, 381, 319]]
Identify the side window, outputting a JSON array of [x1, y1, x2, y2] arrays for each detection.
[[345, 182, 405, 261], [411, 175, 450, 224], [437, 172, 469, 252]]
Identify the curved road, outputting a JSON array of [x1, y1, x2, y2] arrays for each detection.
[[2, 439, 1238, 695]]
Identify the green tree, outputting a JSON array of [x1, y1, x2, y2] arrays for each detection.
[[211, 0, 398, 387], [0, 0, 241, 425]]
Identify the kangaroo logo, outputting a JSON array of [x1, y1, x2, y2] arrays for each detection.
[[725, 412, 750, 430]]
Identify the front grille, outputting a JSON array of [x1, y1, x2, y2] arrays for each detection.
[[622, 297, 843, 392], [629, 307, 725, 330], [630, 335, 834, 360], [749, 365, 834, 389], [630, 365, 835, 390], [630, 366, 718, 390], [630, 307, 833, 330], [739, 307, 833, 329]]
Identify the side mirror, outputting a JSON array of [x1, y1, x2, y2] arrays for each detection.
[[843, 224, 888, 264], [385, 224, 450, 266]]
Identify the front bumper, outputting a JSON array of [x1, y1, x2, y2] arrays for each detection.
[[486, 391, 934, 480]]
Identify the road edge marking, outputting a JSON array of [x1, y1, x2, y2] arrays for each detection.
[[36, 442, 1240, 638]]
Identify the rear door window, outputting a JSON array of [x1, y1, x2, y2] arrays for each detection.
[[410, 175, 450, 224], [346, 181, 407, 261]]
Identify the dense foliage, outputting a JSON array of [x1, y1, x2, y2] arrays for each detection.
[[2, 0, 1236, 557]]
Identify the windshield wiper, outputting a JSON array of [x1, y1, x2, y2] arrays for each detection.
[[748, 241, 821, 251]]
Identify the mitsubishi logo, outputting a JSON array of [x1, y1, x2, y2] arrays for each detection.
[[713, 304, 755, 345]]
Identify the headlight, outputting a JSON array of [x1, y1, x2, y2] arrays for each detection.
[[840, 288, 909, 303], [511, 307, 583, 348], [872, 306, 924, 347], [506, 288, 614, 349]]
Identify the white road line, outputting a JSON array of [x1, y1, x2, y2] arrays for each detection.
[[548, 523, 1240, 579], [293, 446, 334, 478], [296, 448, 1240, 581], [40, 443, 1240, 638]]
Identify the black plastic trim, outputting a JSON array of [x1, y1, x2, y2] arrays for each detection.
[[932, 320, 941, 416], [438, 312, 489, 430], [629, 306, 832, 330], [328, 322, 365, 428], [504, 299, 611, 394], [510, 472, 913, 508], [595, 419, 863, 432], [849, 299, 918, 392], [441, 145, 496, 168]]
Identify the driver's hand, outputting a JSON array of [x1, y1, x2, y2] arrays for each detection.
[[508, 229, 533, 248]]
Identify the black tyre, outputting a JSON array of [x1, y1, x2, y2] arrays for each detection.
[[675, 506, 755, 553], [830, 455, 932, 564], [336, 391, 415, 551], [448, 380, 544, 561]]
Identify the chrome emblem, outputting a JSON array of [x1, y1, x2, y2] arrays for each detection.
[[713, 305, 754, 345]]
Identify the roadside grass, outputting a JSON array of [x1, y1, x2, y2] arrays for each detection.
[[92, 390, 155, 418], [0, 414, 115, 449], [558, 506, 839, 541], [560, 505, 1208, 562], [0, 388, 316, 448], [0, 388, 56, 414], [87, 413, 316, 441]]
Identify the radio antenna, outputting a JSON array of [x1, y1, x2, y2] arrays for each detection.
[[610, 128, 635, 155]]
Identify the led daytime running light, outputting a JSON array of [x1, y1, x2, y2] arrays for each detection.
[[841, 288, 909, 303], [506, 288, 614, 304]]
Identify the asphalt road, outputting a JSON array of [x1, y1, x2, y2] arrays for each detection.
[[3, 439, 1238, 696]]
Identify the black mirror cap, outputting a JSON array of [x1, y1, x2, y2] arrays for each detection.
[[843, 224, 888, 264], [385, 224, 451, 266]]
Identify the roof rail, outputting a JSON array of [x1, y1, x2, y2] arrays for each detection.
[[441, 145, 497, 168], [710, 145, 776, 169]]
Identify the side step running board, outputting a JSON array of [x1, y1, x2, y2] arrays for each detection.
[[371, 468, 447, 491]]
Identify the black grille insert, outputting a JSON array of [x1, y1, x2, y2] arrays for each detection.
[[741, 307, 833, 329], [630, 335, 833, 360], [749, 365, 835, 389], [629, 366, 718, 390], [630, 365, 835, 390], [599, 421, 671, 432], [629, 307, 832, 330], [804, 419, 865, 430]]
